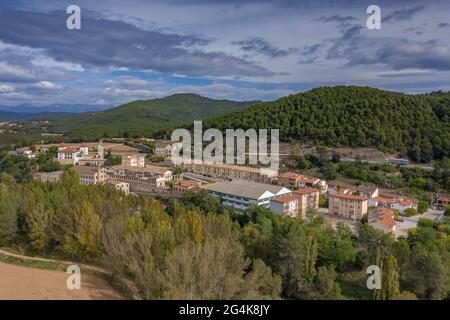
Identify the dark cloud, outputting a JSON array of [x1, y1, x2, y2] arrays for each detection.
[[0, 9, 274, 77], [438, 22, 450, 28], [382, 6, 425, 23], [231, 37, 298, 58], [298, 44, 322, 64]]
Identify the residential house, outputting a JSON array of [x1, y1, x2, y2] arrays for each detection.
[[436, 195, 450, 208], [154, 140, 175, 157], [172, 179, 201, 194], [368, 207, 397, 234], [206, 180, 291, 210], [328, 193, 368, 220], [369, 196, 418, 214]]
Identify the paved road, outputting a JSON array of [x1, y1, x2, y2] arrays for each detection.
[[341, 157, 435, 171]]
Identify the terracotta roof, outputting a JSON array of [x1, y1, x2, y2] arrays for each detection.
[[297, 176, 320, 184], [330, 193, 367, 201], [278, 172, 300, 180], [294, 187, 318, 195], [175, 180, 199, 188], [273, 195, 300, 203], [369, 207, 396, 228]]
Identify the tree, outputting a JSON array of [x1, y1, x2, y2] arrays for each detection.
[[320, 162, 337, 180], [418, 199, 430, 214], [404, 208, 417, 217], [25, 205, 53, 251]]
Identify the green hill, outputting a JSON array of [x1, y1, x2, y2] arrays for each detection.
[[203, 86, 450, 162], [47, 93, 256, 140]]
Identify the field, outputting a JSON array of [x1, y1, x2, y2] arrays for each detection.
[[0, 261, 122, 300]]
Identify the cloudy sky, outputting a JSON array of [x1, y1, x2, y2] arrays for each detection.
[[1, 0, 450, 110]]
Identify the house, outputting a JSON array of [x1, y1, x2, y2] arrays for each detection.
[[368, 207, 397, 234], [74, 166, 107, 185], [33, 171, 64, 182], [369, 196, 418, 214], [270, 195, 300, 217], [328, 183, 356, 196], [154, 140, 175, 157], [355, 185, 379, 199], [184, 163, 277, 183], [328, 193, 368, 220], [14, 147, 36, 159], [277, 172, 302, 189], [436, 195, 450, 208], [122, 155, 145, 168], [172, 179, 201, 194], [294, 187, 320, 215], [206, 180, 292, 210], [107, 181, 130, 195], [297, 175, 328, 193]]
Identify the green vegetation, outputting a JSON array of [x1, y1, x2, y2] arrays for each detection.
[[47, 93, 256, 140], [0, 173, 449, 299], [204, 86, 450, 162]]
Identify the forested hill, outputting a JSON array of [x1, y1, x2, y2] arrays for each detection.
[[47, 93, 256, 139], [203, 86, 450, 162]]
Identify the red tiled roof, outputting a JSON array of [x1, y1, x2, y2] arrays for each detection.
[[330, 193, 367, 201], [297, 175, 320, 184], [294, 187, 318, 195], [176, 180, 199, 188], [278, 172, 300, 180], [273, 195, 300, 203]]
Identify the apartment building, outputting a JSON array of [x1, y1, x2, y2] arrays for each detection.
[[328, 193, 368, 220], [122, 155, 145, 168], [74, 166, 107, 185], [295, 187, 320, 215], [184, 163, 277, 183], [206, 180, 291, 210]]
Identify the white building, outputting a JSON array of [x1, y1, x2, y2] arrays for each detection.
[[107, 181, 130, 195], [122, 155, 145, 168], [74, 166, 107, 185], [206, 180, 292, 210]]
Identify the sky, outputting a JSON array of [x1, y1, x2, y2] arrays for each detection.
[[0, 0, 450, 110]]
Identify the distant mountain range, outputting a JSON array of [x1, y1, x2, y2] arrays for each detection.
[[0, 111, 74, 122], [0, 104, 111, 116]]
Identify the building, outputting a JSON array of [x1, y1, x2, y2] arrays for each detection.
[[184, 163, 277, 183], [436, 195, 450, 208], [14, 147, 36, 159], [294, 187, 320, 215], [277, 172, 301, 188], [122, 155, 145, 168], [33, 171, 63, 182], [74, 166, 107, 185], [172, 179, 201, 194], [107, 181, 130, 195], [369, 196, 418, 214], [206, 180, 292, 210], [368, 207, 397, 234], [355, 185, 379, 199], [270, 195, 300, 217], [297, 175, 327, 193], [277, 172, 327, 193], [154, 140, 175, 157], [328, 193, 368, 220]]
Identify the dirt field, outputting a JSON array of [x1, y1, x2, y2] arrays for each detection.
[[0, 261, 122, 300]]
